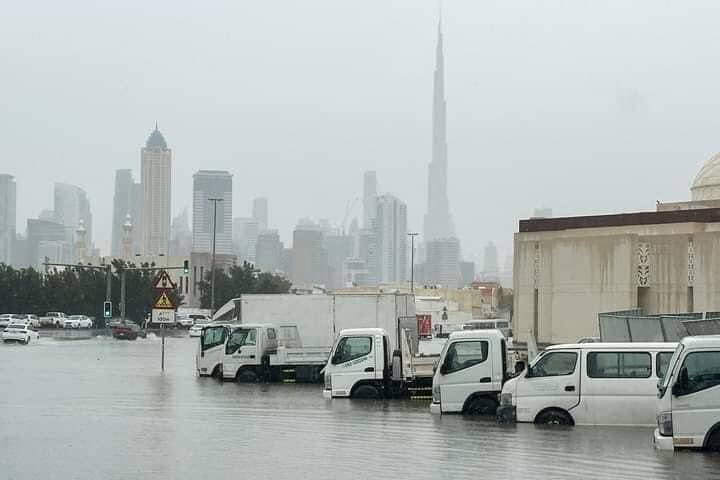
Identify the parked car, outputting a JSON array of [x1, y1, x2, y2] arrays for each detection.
[[2, 323, 40, 344], [0, 314, 25, 328], [67, 315, 93, 328], [24, 314, 41, 328], [175, 314, 194, 329], [63, 317, 80, 329], [112, 323, 147, 340], [40, 312, 68, 328]]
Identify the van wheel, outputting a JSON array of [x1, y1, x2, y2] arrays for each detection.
[[236, 369, 258, 383], [211, 365, 223, 379], [535, 409, 573, 426], [24, 337, 30, 345], [706, 430, 720, 452], [352, 384, 380, 399], [464, 397, 498, 416]]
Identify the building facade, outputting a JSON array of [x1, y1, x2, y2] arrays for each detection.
[[233, 217, 260, 263], [291, 224, 327, 287], [252, 197, 268, 232], [514, 153, 720, 345], [0, 174, 16, 265], [111, 169, 142, 256], [424, 237, 460, 288], [371, 194, 408, 284], [255, 230, 283, 273], [54, 182, 92, 257], [141, 125, 172, 255], [192, 170, 233, 255]]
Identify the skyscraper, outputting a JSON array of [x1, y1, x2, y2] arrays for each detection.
[[170, 208, 192, 257], [54, 182, 92, 257], [423, 20, 455, 242], [192, 170, 233, 255], [252, 197, 268, 231], [0, 174, 16, 265], [141, 124, 172, 255], [291, 222, 327, 287], [483, 241, 499, 274], [363, 171, 377, 229], [424, 237, 460, 288], [255, 229, 283, 273], [370, 194, 408, 284], [233, 217, 260, 263], [111, 169, 141, 256]]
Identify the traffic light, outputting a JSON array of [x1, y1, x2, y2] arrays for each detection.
[[103, 301, 112, 319], [183, 260, 189, 274]]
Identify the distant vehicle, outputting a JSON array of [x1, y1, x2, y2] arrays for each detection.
[[175, 314, 194, 329], [189, 319, 211, 338], [67, 315, 93, 328], [63, 318, 80, 329], [462, 319, 512, 338], [107, 318, 124, 328], [2, 323, 40, 344], [654, 336, 720, 451], [497, 342, 677, 426], [40, 312, 67, 328], [24, 314, 41, 328], [112, 323, 147, 340], [189, 314, 210, 323], [0, 314, 25, 328]]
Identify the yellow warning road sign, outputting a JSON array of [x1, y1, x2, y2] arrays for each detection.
[[153, 291, 175, 310], [152, 270, 177, 291]]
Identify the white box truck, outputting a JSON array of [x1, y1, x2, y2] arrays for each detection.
[[196, 293, 418, 383]]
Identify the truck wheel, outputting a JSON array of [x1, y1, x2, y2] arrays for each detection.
[[535, 409, 573, 426], [236, 369, 258, 383], [464, 397, 498, 416], [352, 384, 380, 399], [706, 430, 720, 452], [24, 337, 30, 345]]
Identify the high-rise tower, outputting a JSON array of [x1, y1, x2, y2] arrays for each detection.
[[192, 170, 233, 255], [423, 19, 455, 242], [141, 124, 172, 255]]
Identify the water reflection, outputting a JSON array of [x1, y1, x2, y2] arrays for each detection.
[[0, 337, 718, 480]]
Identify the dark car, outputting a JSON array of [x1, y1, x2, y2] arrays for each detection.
[[112, 323, 147, 340]]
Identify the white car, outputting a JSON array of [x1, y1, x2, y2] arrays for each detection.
[[2, 323, 40, 344], [24, 314, 41, 328], [176, 314, 194, 329], [188, 316, 211, 337], [0, 314, 25, 328], [65, 315, 92, 329]]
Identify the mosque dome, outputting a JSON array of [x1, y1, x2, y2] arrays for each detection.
[[691, 152, 720, 201], [146, 123, 168, 149]]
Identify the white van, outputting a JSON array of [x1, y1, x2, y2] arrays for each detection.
[[430, 329, 508, 415], [498, 342, 676, 426], [654, 336, 720, 451]]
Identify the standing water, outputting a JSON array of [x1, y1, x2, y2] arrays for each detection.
[[1, 334, 718, 479]]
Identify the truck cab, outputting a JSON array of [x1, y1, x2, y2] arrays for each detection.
[[221, 324, 278, 382], [429, 330, 507, 415], [196, 323, 232, 377], [323, 327, 413, 399], [654, 336, 720, 451]]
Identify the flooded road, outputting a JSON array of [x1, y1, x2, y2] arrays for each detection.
[[1, 334, 718, 480]]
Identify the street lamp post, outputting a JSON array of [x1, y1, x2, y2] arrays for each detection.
[[408, 232, 419, 293], [208, 198, 223, 317]]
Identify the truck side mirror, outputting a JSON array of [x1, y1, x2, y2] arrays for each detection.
[[514, 361, 526, 374], [439, 363, 448, 375], [525, 365, 534, 378]]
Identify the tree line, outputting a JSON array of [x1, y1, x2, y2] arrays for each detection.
[[0, 260, 291, 326]]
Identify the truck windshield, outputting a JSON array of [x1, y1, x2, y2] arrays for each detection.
[[227, 328, 257, 351]]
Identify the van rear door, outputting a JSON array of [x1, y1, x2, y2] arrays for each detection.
[[515, 349, 581, 422]]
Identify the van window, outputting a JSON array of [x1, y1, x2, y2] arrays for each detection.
[[587, 352, 651, 378], [333, 337, 372, 364], [656, 352, 674, 379], [443, 341, 489, 374], [680, 351, 720, 395], [530, 352, 577, 377], [267, 328, 276, 340]]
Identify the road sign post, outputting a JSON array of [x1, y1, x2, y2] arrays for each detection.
[[152, 269, 177, 372]]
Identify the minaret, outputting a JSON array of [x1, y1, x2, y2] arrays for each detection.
[[121, 214, 134, 259], [75, 219, 87, 263], [423, 18, 455, 242]]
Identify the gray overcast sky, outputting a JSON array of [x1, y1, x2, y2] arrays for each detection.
[[2, 0, 719, 265]]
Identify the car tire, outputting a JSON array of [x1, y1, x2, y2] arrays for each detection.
[[706, 430, 720, 452], [535, 408, 574, 426], [351, 384, 381, 399], [464, 397, 498, 416]]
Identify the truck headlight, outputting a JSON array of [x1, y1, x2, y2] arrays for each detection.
[[324, 373, 332, 390], [657, 412, 673, 436], [432, 385, 441, 403], [500, 393, 513, 406]]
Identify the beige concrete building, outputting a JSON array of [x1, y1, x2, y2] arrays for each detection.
[[141, 125, 172, 256], [514, 153, 720, 345]]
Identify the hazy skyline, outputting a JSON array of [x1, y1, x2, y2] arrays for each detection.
[[3, 1, 720, 264]]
